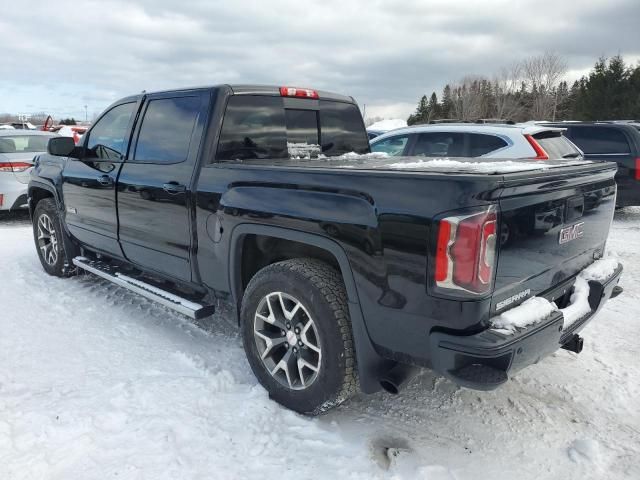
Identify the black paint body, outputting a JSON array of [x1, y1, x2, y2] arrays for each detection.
[[29, 85, 620, 393]]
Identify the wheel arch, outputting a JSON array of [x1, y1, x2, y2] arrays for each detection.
[[28, 181, 60, 219], [229, 224, 359, 308], [229, 223, 387, 394], [29, 181, 80, 274]]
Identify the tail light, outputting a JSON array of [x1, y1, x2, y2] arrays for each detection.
[[524, 134, 549, 160], [0, 162, 32, 172], [0, 194, 3, 207], [635, 158, 640, 180], [434, 206, 498, 296], [279, 86, 319, 99]]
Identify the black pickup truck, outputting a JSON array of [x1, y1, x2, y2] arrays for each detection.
[[29, 85, 623, 414]]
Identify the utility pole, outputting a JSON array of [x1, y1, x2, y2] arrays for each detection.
[[84, 105, 88, 122]]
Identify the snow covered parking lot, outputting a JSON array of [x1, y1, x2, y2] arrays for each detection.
[[1, 211, 639, 480]]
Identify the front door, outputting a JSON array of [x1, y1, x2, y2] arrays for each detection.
[[62, 101, 138, 257], [116, 91, 207, 282]]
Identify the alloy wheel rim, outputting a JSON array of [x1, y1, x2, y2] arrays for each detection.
[[37, 213, 58, 266], [253, 292, 322, 390]]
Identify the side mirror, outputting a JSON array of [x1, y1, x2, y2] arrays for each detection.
[[48, 136, 76, 157]]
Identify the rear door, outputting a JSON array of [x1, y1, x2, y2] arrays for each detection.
[[62, 101, 138, 257], [116, 91, 208, 282]]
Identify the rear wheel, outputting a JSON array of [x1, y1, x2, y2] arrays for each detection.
[[241, 258, 358, 415], [33, 198, 70, 277]]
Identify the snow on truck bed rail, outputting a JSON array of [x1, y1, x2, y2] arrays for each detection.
[[491, 258, 620, 334], [265, 152, 595, 174]]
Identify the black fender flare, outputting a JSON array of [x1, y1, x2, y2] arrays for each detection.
[[28, 179, 62, 218], [228, 223, 386, 393], [28, 180, 79, 273]]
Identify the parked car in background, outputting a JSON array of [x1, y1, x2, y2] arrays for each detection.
[[370, 123, 582, 160], [366, 118, 407, 140], [542, 122, 640, 207], [57, 125, 88, 145], [0, 130, 56, 210], [10, 122, 37, 130]]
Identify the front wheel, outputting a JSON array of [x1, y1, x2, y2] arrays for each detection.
[[241, 258, 358, 415], [32, 198, 71, 277]]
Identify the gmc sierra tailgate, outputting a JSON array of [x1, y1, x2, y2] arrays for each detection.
[[492, 162, 618, 316]]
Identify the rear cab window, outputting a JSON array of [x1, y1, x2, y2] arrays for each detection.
[[216, 95, 369, 161], [533, 131, 581, 159]]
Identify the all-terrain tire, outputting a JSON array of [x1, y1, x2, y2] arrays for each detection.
[[32, 198, 71, 277], [241, 258, 358, 415]]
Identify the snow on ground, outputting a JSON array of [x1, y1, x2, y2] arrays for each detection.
[[1, 210, 639, 480]]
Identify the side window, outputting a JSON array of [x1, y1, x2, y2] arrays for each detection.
[[569, 127, 631, 154], [413, 132, 465, 157], [133, 96, 201, 164], [217, 96, 287, 161], [86, 103, 135, 160], [370, 135, 410, 156], [468, 133, 508, 157]]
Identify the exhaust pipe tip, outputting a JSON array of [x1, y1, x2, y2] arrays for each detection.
[[379, 363, 420, 395], [380, 379, 400, 395], [561, 333, 584, 354]]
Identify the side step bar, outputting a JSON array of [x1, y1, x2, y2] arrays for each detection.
[[72, 257, 215, 319]]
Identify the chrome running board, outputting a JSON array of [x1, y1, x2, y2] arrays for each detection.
[[72, 256, 215, 319]]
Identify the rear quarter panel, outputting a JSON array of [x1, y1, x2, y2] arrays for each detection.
[[194, 164, 500, 364]]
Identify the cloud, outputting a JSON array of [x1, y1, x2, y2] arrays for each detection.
[[2, 0, 639, 120]]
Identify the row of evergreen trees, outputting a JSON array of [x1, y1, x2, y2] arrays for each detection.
[[407, 56, 640, 125]]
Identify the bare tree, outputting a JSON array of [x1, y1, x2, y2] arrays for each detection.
[[451, 76, 486, 120], [493, 62, 524, 120], [522, 52, 567, 120]]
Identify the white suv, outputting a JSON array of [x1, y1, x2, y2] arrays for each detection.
[[370, 123, 583, 160], [0, 131, 55, 211]]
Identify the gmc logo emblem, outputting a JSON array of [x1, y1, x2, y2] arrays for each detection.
[[559, 222, 585, 244]]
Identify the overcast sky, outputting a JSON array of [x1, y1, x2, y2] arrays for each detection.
[[2, 0, 639, 121]]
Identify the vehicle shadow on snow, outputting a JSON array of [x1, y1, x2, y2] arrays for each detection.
[[614, 206, 640, 224], [0, 210, 31, 227]]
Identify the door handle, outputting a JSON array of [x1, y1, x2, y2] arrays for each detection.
[[97, 175, 113, 186], [163, 182, 186, 194]]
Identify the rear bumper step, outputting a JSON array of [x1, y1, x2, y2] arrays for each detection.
[[429, 263, 623, 391], [72, 257, 215, 319]]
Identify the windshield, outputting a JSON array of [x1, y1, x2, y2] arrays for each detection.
[[0, 135, 53, 154]]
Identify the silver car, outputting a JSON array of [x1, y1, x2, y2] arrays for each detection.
[[0, 130, 56, 211], [370, 124, 583, 160]]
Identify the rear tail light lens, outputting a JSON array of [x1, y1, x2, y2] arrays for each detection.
[[434, 206, 498, 296], [279, 86, 319, 99], [635, 158, 640, 180], [0, 162, 32, 172], [524, 134, 549, 160], [0, 194, 3, 207]]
